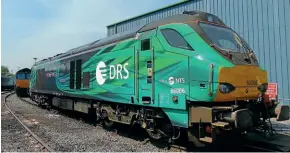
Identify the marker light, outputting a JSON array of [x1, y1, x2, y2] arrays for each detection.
[[206, 125, 212, 133], [172, 96, 178, 103], [219, 83, 236, 94]]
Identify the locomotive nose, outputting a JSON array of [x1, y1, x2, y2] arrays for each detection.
[[214, 65, 268, 102]]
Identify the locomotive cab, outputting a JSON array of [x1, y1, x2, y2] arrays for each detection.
[[1, 75, 15, 90], [153, 11, 287, 146], [15, 68, 31, 97]]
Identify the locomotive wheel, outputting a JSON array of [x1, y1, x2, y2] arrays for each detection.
[[146, 129, 162, 140], [102, 110, 113, 129], [46, 103, 51, 110], [146, 118, 173, 141], [103, 118, 113, 128]]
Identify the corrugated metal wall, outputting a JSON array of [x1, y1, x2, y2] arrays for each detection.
[[107, 0, 290, 105]]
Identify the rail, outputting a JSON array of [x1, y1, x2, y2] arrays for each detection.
[[3, 92, 54, 152], [1, 91, 12, 95], [243, 144, 281, 152]]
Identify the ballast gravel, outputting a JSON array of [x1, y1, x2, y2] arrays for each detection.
[[5, 93, 288, 152], [4, 94, 169, 152], [1, 94, 45, 152]]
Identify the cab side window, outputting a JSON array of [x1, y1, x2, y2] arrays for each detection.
[[161, 29, 194, 51], [26, 73, 30, 79]]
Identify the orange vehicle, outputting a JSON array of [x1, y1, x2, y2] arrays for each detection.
[[15, 68, 31, 97]]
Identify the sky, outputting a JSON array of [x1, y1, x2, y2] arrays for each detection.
[[1, 0, 180, 74]]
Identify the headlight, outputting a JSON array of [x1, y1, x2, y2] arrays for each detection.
[[219, 83, 236, 94], [258, 83, 268, 92]]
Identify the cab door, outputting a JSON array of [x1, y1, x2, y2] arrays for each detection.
[[136, 36, 155, 105], [155, 24, 193, 110]]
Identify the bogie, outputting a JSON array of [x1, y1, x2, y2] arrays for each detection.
[[30, 93, 176, 142]]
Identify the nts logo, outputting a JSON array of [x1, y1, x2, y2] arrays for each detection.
[[168, 77, 185, 85], [168, 77, 175, 85], [95, 61, 129, 85]]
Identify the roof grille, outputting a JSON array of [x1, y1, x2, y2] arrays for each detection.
[[182, 11, 198, 15]]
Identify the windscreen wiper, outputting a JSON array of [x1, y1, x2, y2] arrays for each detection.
[[210, 44, 227, 56], [210, 44, 251, 64], [243, 44, 258, 63], [210, 44, 234, 59], [238, 38, 258, 63]]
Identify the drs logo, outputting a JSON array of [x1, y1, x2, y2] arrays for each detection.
[[96, 61, 129, 85]]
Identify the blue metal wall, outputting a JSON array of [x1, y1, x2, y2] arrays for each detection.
[[107, 0, 290, 105]]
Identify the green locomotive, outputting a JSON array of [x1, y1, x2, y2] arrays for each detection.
[[29, 11, 287, 146]]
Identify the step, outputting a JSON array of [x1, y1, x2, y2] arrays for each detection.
[[200, 137, 212, 143], [212, 121, 229, 128]]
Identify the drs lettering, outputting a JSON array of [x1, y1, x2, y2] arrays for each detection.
[[109, 63, 129, 79], [96, 61, 129, 85]]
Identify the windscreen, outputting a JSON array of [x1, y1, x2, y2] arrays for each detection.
[[199, 22, 250, 53], [26, 73, 30, 80], [2, 77, 9, 84], [16, 73, 26, 79], [8, 78, 14, 84], [1, 77, 14, 85]]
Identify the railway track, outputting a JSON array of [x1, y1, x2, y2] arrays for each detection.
[[243, 144, 282, 152], [17, 96, 38, 107], [3, 92, 54, 152], [10, 92, 289, 152], [1, 90, 13, 95]]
